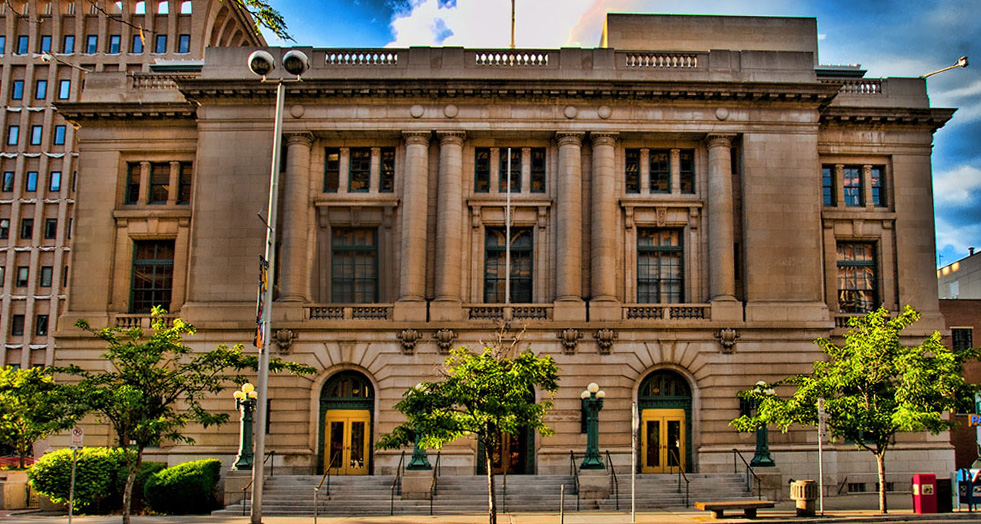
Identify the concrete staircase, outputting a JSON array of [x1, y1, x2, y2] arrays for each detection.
[[216, 472, 755, 516]]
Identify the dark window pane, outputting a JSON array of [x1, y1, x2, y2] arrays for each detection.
[[836, 242, 878, 313], [474, 148, 490, 193], [331, 228, 378, 303], [131, 240, 175, 313], [625, 149, 640, 193], [348, 148, 371, 192], [484, 227, 533, 303], [499, 148, 521, 193], [870, 166, 885, 207], [637, 228, 683, 303], [379, 148, 395, 193], [530, 148, 546, 193], [650, 150, 670, 193], [843, 166, 862, 207], [149, 162, 169, 203], [324, 148, 339, 192], [125, 163, 141, 204], [679, 150, 695, 194]]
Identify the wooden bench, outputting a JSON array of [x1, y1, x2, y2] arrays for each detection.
[[694, 500, 775, 519]]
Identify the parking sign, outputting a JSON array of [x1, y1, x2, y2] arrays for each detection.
[[70, 427, 84, 450]]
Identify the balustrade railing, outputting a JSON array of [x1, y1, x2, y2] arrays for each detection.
[[620, 52, 701, 69], [623, 303, 710, 320], [325, 50, 400, 66], [306, 304, 392, 320]]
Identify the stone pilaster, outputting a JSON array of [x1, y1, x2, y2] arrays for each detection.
[[706, 134, 737, 303], [432, 131, 465, 320], [279, 133, 314, 302], [590, 133, 620, 320], [395, 131, 431, 321], [555, 132, 585, 320]]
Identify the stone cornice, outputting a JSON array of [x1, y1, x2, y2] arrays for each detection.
[[178, 78, 842, 108], [57, 102, 197, 125], [819, 106, 956, 131]]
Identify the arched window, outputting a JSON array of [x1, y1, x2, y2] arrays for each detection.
[[134, 1, 145, 14], [157, 0, 168, 14], [179, 0, 191, 14]]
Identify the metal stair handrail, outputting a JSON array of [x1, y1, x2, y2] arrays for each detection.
[[569, 450, 580, 511], [668, 448, 690, 507], [732, 448, 763, 500], [389, 450, 406, 516], [240, 450, 276, 517], [429, 451, 441, 516], [314, 450, 341, 523], [605, 450, 619, 511]]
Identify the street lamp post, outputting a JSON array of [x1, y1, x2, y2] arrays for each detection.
[[406, 384, 432, 470], [750, 381, 776, 468], [580, 382, 606, 470], [233, 383, 258, 470], [246, 48, 310, 524]]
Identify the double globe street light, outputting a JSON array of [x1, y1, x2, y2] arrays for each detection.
[[246, 48, 310, 524], [232, 383, 259, 470]]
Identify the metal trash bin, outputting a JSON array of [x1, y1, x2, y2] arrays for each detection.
[[790, 480, 818, 517]]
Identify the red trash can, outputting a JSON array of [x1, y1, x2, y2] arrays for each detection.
[[912, 473, 938, 514]]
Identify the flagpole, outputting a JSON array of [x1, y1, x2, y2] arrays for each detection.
[[510, 0, 516, 49], [505, 147, 512, 306]]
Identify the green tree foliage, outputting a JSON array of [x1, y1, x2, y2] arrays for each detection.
[[28, 447, 163, 513], [731, 306, 980, 513], [143, 459, 222, 514], [229, 0, 292, 41], [378, 343, 559, 524], [61, 307, 313, 524], [0, 366, 79, 468]]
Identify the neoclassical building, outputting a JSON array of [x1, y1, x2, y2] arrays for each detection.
[[0, 0, 262, 370], [57, 13, 954, 494]]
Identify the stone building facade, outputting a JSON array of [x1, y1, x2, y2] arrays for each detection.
[[0, 0, 261, 370], [57, 14, 955, 493]]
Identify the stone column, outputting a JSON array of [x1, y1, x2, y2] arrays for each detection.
[[279, 133, 314, 302], [166, 161, 180, 205], [554, 133, 585, 320], [395, 132, 431, 320], [706, 134, 737, 302], [670, 148, 681, 195], [432, 131, 465, 320], [590, 133, 620, 320]]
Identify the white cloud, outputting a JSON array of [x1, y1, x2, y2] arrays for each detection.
[[936, 215, 981, 256], [933, 164, 981, 207]]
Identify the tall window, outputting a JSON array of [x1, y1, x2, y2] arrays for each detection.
[[822, 165, 835, 206], [85, 35, 97, 54], [323, 148, 340, 192], [0, 218, 8, 238], [650, 150, 670, 193], [331, 228, 378, 303], [530, 148, 546, 193], [843, 166, 862, 207], [379, 148, 395, 193], [62, 35, 74, 54], [679, 150, 695, 193], [26, 171, 37, 191], [178, 162, 192, 203], [49, 171, 61, 192], [35, 79, 47, 99], [484, 227, 532, 303], [35, 314, 49, 336], [499, 148, 521, 193], [39, 265, 53, 287], [149, 162, 169, 203], [6, 126, 18, 146], [836, 242, 878, 313], [625, 149, 640, 193], [348, 148, 371, 192], [177, 34, 190, 54], [131, 34, 144, 54], [109, 34, 121, 54], [30, 126, 42, 145], [15, 267, 28, 287], [11, 315, 24, 336], [154, 34, 167, 54], [39, 35, 51, 53], [43, 218, 57, 238], [20, 218, 33, 239], [53, 126, 66, 146], [0, 36, 5, 54], [637, 229, 683, 303], [1, 172, 11, 192], [16, 35, 28, 54], [58, 79, 71, 100], [870, 166, 885, 207], [12, 80, 24, 100], [131, 240, 174, 313], [125, 162, 141, 204], [474, 148, 490, 193]]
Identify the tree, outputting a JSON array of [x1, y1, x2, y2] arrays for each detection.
[[227, 0, 292, 41], [731, 306, 980, 514], [61, 307, 313, 524], [0, 366, 79, 468], [377, 342, 559, 524]]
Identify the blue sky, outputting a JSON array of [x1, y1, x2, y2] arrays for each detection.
[[263, 0, 980, 268]]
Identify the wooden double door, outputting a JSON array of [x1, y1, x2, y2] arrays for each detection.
[[640, 408, 686, 473], [324, 409, 370, 475]]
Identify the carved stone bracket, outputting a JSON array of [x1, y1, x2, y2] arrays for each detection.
[[274, 329, 296, 353], [397, 328, 423, 354], [594, 328, 617, 355], [433, 328, 457, 354], [715, 327, 740, 354], [558, 328, 582, 355]]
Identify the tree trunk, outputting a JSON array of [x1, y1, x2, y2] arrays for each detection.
[[486, 452, 497, 524], [876, 451, 887, 514], [121, 448, 143, 524]]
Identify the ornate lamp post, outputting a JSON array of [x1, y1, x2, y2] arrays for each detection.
[[751, 381, 776, 467], [580, 382, 606, 470], [232, 383, 258, 470], [406, 383, 432, 470]]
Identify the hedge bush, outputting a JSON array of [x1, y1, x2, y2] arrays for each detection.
[[144, 459, 222, 514], [28, 447, 164, 514]]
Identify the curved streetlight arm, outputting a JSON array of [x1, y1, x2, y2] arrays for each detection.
[[921, 56, 969, 78]]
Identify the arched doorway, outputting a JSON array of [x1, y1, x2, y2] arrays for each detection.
[[319, 371, 374, 475], [638, 370, 693, 473]]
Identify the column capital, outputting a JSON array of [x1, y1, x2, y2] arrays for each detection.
[[705, 133, 737, 149], [436, 131, 466, 145], [403, 131, 432, 146], [556, 132, 585, 146], [590, 132, 618, 147], [285, 132, 314, 147]]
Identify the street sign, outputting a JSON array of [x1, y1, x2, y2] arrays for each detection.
[[970, 414, 981, 427], [69, 427, 84, 449]]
